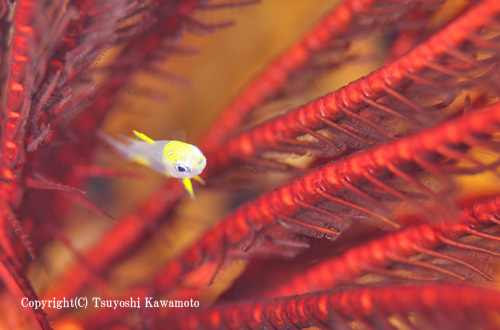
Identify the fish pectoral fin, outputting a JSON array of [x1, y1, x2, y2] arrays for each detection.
[[182, 176, 204, 199], [193, 175, 205, 185], [132, 130, 155, 145], [182, 178, 195, 200]]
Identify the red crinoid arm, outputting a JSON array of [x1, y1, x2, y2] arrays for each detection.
[[0, 199, 35, 261], [122, 102, 500, 301], [41, 0, 149, 129], [15, 1, 147, 254], [0, 245, 51, 330], [0, 1, 12, 91], [35, 0, 142, 163], [198, 0, 259, 10], [200, 0, 445, 149], [0, 0, 61, 261], [41, 181, 185, 310], [268, 193, 500, 298], [38, 0, 222, 203], [13, 0, 147, 256], [165, 284, 500, 330], [3, 261, 51, 330], [83, 100, 500, 330], [38, 0, 199, 191], [72, 164, 144, 180], [206, 0, 500, 172], [67, 0, 212, 127], [41, 0, 250, 306], [0, 0, 37, 191], [31, 0, 139, 125], [45, 0, 140, 87]]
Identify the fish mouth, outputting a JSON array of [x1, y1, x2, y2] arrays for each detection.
[[198, 156, 207, 168]]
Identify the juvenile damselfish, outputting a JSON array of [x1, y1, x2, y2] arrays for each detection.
[[98, 130, 207, 199]]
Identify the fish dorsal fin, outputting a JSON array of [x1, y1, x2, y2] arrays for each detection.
[[133, 130, 155, 145], [172, 129, 186, 142]]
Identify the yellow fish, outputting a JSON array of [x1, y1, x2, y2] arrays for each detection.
[[98, 130, 207, 199]]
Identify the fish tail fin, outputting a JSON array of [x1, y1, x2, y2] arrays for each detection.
[[97, 131, 127, 154]]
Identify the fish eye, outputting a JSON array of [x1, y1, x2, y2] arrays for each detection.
[[176, 165, 188, 173]]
